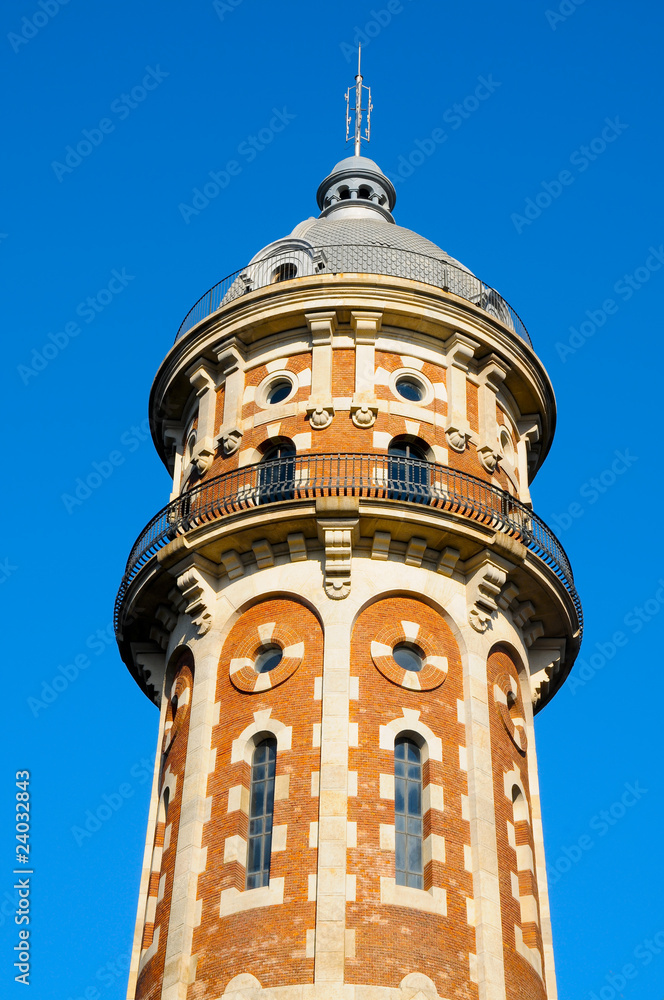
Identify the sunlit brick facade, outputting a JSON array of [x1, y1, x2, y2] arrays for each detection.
[[116, 146, 581, 1000]]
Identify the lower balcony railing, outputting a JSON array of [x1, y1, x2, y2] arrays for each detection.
[[114, 453, 582, 635]]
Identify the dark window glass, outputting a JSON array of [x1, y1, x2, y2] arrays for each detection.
[[266, 379, 292, 404], [259, 442, 296, 504], [254, 645, 283, 673], [246, 738, 277, 889], [387, 441, 429, 504], [395, 376, 424, 402], [393, 642, 424, 672], [394, 737, 423, 888]]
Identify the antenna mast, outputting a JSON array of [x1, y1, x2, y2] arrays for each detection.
[[345, 46, 372, 156]]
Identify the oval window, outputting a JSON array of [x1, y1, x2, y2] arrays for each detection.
[[392, 641, 425, 672], [266, 379, 293, 405], [254, 644, 284, 673], [395, 376, 425, 402]]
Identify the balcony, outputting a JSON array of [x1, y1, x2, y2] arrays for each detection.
[[174, 244, 531, 346], [114, 453, 581, 636]]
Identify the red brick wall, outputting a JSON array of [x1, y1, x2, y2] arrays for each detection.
[[188, 599, 323, 997], [487, 649, 546, 1000], [136, 652, 194, 1000], [346, 597, 477, 999]]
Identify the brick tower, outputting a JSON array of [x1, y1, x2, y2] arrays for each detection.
[[116, 64, 581, 1000]]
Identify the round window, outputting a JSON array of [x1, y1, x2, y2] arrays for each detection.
[[266, 379, 293, 405], [254, 644, 283, 673], [395, 375, 425, 402], [392, 641, 425, 672]]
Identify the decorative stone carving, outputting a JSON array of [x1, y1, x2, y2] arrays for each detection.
[[445, 423, 471, 453], [350, 402, 377, 428], [168, 553, 218, 635], [192, 449, 214, 474], [307, 404, 334, 430], [463, 549, 515, 632], [478, 444, 500, 474], [316, 498, 359, 600], [221, 428, 243, 455]]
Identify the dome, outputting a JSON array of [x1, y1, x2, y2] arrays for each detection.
[[289, 216, 473, 275]]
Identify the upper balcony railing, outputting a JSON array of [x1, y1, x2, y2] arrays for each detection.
[[175, 244, 532, 346], [114, 453, 580, 636]]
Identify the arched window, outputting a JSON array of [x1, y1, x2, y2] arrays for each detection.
[[246, 738, 277, 889], [259, 441, 296, 503], [388, 438, 430, 504], [394, 737, 423, 888]]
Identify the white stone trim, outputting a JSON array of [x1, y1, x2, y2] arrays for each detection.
[[224, 835, 247, 866], [379, 824, 395, 851], [515, 925, 543, 978], [379, 878, 447, 916], [230, 710, 292, 764], [422, 782, 444, 813], [378, 709, 442, 763], [219, 877, 285, 917]]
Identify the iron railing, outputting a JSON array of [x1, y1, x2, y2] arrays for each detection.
[[114, 454, 581, 635], [175, 244, 531, 345]]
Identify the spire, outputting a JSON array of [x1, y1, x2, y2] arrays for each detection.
[[345, 46, 373, 156]]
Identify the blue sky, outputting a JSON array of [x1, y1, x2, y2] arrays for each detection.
[[2, 1, 663, 997]]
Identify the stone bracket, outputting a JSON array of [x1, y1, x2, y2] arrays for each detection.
[[167, 552, 219, 635], [316, 498, 360, 600], [463, 549, 515, 632], [129, 642, 166, 705], [529, 638, 567, 706]]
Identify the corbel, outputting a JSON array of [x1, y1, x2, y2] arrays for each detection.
[[477, 354, 509, 474], [130, 642, 166, 705], [350, 310, 382, 428], [443, 332, 478, 452], [316, 497, 360, 600], [162, 421, 183, 493], [214, 341, 246, 455], [167, 552, 219, 635], [305, 311, 336, 430], [529, 638, 566, 706], [463, 548, 515, 632], [186, 362, 219, 473]]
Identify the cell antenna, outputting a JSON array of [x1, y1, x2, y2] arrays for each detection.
[[345, 46, 372, 156]]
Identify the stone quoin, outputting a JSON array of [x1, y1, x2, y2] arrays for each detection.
[[116, 60, 581, 1000]]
